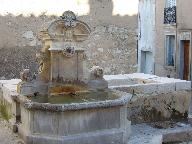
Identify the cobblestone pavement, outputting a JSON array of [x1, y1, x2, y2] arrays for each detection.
[[0, 118, 23, 144]]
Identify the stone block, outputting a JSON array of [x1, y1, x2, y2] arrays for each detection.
[[1, 86, 14, 103], [163, 130, 192, 143], [107, 79, 135, 87], [138, 84, 158, 94], [33, 111, 59, 135], [127, 91, 191, 123], [58, 108, 120, 135], [151, 135, 163, 144], [176, 81, 192, 91], [157, 83, 175, 93], [27, 129, 128, 144], [114, 84, 159, 94]]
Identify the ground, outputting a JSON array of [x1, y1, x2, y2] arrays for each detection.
[[128, 121, 192, 144], [0, 118, 23, 144]]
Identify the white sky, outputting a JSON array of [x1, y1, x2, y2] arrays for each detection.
[[0, 0, 138, 16]]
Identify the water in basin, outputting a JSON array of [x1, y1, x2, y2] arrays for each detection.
[[28, 89, 119, 104]]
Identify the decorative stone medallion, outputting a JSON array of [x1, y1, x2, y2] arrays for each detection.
[[180, 32, 191, 40], [62, 43, 75, 57], [61, 11, 77, 28]]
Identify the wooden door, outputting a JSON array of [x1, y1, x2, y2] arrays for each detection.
[[183, 41, 190, 80]]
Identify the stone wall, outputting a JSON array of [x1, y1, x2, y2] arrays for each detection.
[[0, 0, 138, 79], [0, 14, 54, 79], [84, 25, 137, 74]]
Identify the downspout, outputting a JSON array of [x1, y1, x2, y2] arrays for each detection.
[[138, 11, 141, 72], [175, 1, 178, 79], [154, 0, 156, 75]]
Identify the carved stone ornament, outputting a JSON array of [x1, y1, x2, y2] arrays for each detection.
[[20, 69, 32, 82], [90, 66, 104, 80], [62, 43, 75, 57], [36, 52, 48, 73], [60, 11, 77, 28]]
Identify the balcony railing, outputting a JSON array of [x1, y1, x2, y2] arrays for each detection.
[[164, 6, 176, 24]]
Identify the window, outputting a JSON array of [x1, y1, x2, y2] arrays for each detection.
[[165, 35, 175, 66], [165, 0, 176, 8], [164, 0, 176, 24]]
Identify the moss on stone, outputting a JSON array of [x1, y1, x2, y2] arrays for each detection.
[[0, 101, 11, 121]]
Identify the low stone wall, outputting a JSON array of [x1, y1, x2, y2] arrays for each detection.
[[0, 79, 21, 122], [0, 87, 12, 121], [105, 73, 192, 123], [127, 91, 191, 123]]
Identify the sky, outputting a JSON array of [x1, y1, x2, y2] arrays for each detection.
[[0, 0, 138, 16]]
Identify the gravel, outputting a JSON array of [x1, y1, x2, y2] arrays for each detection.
[[0, 118, 23, 144]]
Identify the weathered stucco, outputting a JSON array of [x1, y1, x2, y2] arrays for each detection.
[[138, 0, 155, 74], [154, 0, 177, 78], [138, 0, 192, 80]]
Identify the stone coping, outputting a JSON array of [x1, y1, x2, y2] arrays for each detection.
[[104, 73, 189, 83], [105, 73, 192, 91], [12, 91, 132, 112], [105, 73, 191, 93]]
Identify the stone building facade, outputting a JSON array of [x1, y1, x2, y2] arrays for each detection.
[[138, 0, 192, 80], [0, 0, 137, 79]]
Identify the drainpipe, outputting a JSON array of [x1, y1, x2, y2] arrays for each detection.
[[76, 52, 79, 81], [137, 36, 138, 64], [175, 19, 178, 79]]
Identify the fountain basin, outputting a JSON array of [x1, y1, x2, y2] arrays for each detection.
[[28, 89, 120, 104], [12, 91, 131, 144]]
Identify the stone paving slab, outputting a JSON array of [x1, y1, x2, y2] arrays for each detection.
[[128, 122, 192, 144]]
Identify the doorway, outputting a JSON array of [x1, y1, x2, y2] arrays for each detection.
[[179, 40, 190, 80], [141, 51, 153, 74]]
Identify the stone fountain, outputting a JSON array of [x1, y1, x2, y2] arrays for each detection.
[[17, 11, 108, 96], [14, 11, 131, 144]]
